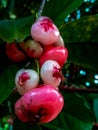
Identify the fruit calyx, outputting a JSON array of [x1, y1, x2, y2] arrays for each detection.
[[40, 18, 54, 32], [53, 67, 65, 82], [18, 72, 30, 86], [53, 67, 62, 78]]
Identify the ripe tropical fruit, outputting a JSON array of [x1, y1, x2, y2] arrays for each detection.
[[31, 16, 60, 45], [20, 40, 43, 59], [6, 43, 27, 62], [15, 85, 64, 123], [15, 69, 39, 95], [40, 46, 68, 67], [40, 60, 62, 87]]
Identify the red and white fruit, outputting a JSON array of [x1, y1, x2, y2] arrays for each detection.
[[40, 60, 62, 87], [14, 85, 64, 123], [40, 46, 68, 67], [43, 44, 55, 52], [43, 35, 65, 52], [31, 16, 60, 45], [20, 40, 43, 59], [54, 35, 65, 47], [15, 69, 39, 95], [6, 43, 27, 62]]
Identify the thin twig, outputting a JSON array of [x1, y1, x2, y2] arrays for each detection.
[[37, 0, 47, 18], [60, 85, 98, 93], [24, 61, 31, 69], [8, 101, 13, 115]]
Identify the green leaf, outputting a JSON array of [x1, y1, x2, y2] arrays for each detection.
[[43, 0, 84, 26], [0, 16, 34, 43], [42, 123, 65, 130], [0, 64, 19, 104], [13, 118, 42, 130], [60, 15, 98, 43], [43, 112, 93, 130], [60, 15, 98, 69], [0, 0, 84, 42], [93, 99, 98, 122], [59, 112, 93, 130], [62, 92, 94, 122], [65, 42, 98, 70], [42, 92, 94, 130]]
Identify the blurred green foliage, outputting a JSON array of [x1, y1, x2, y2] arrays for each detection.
[[0, 0, 98, 130]]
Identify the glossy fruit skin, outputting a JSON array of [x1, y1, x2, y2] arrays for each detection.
[[43, 44, 55, 52], [54, 35, 65, 47], [6, 43, 27, 62], [39, 46, 68, 67], [31, 16, 60, 45], [20, 40, 43, 59], [43, 35, 65, 52], [15, 85, 64, 123], [15, 69, 39, 95], [40, 60, 61, 87]]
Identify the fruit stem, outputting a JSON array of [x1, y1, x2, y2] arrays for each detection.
[[8, 101, 13, 115], [35, 59, 40, 76], [24, 61, 31, 69], [60, 85, 98, 93], [53, 67, 65, 82], [37, 0, 47, 18]]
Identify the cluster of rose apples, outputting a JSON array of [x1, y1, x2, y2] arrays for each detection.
[[6, 16, 68, 124]]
